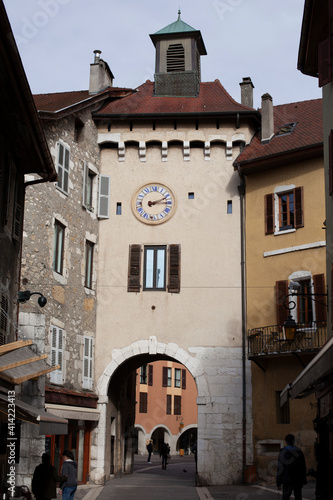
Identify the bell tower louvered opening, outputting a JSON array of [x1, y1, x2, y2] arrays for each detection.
[[167, 43, 185, 73]]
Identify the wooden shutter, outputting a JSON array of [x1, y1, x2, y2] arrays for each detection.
[[82, 161, 88, 208], [162, 366, 168, 387], [12, 180, 24, 241], [174, 395, 181, 415], [168, 244, 181, 293], [139, 392, 147, 413], [50, 326, 63, 384], [83, 336, 93, 389], [148, 365, 153, 386], [63, 147, 69, 193], [98, 175, 110, 218], [318, 38, 332, 87], [313, 273, 327, 323], [294, 186, 304, 228], [0, 294, 8, 345], [128, 245, 141, 292], [181, 369, 186, 389], [265, 193, 274, 234], [329, 130, 333, 196], [166, 395, 171, 415], [276, 280, 289, 325]]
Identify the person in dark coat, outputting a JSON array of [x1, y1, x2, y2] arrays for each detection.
[[276, 434, 307, 500], [160, 442, 170, 470], [32, 453, 66, 500], [146, 440, 153, 463], [59, 450, 78, 500]]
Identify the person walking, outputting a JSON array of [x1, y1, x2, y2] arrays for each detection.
[[59, 450, 78, 500], [146, 440, 153, 463], [276, 434, 307, 500], [160, 442, 170, 470], [32, 453, 67, 500]]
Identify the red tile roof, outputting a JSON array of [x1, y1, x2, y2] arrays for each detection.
[[33, 87, 133, 115], [95, 80, 256, 116], [235, 98, 323, 172]]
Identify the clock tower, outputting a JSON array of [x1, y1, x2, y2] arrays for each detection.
[[150, 10, 207, 97]]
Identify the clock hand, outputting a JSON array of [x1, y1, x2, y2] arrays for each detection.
[[147, 197, 167, 207]]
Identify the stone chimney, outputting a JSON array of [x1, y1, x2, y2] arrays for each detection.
[[239, 77, 254, 108], [261, 93, 274, 144], [89, 50, 114, 95]]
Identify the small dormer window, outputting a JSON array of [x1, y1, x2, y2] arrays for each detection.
[[275, 122, 297, 137], [167, 43, 185, 72]]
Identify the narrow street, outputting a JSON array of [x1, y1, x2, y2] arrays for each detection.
[[69, 454, 316, 500]]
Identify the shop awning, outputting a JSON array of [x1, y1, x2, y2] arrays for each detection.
[[0, 340, 59, 384], [0, 392, 68, 434], [45, 403, 100, 421], [280, 336, 333, 405]]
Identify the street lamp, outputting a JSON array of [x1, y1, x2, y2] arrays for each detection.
[[283, 283, 327, 339], [18, 291, 47, 308]]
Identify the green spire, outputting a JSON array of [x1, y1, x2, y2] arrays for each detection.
[[154, 10, 197, 35]]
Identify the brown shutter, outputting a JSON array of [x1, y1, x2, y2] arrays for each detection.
[[168, 244, 181, 293], [162, 366, 168, 387], [265, 193, 274, 234], [313, 273, 327, 324], [276, 280, 289, 325], [128, 245, 141, 292], [294, 186, 304, 228], [329, 130, 333, 196], [181, 369, 186, 389], [148, 365, 153, 386], [139, 392, 147, 413], [174, 395, 181, 415], [318, 38, 332, 88], [166, 395, 172, 415]]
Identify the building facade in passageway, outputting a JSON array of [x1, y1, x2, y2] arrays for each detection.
[[135, 361, 198, 457], [91, 12, 257, 485]]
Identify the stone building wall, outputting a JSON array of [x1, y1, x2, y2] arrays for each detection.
[[19, 105, 101, 392]]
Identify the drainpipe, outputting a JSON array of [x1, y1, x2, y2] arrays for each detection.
[[238, 176, 247, 483]]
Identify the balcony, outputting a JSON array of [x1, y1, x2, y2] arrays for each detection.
[[248, 321, 327, 359]]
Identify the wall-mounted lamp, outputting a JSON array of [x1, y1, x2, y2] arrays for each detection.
[[18, 291, 47, 308]]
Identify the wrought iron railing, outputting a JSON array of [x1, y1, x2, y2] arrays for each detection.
[[248, 321, 327, 358]]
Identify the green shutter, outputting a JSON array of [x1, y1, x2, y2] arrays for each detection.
[[168, 244, 181, 293], [128, 245, 141, 292]]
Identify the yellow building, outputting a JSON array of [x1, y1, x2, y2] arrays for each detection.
[[234, 96, 327, 480]]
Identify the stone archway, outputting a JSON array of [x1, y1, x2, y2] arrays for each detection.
[[90, 337, 207, 484]]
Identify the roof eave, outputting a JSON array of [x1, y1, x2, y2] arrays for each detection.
[[234, 142, 323, 174]]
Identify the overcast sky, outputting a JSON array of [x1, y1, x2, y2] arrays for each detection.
[[3, 0, 321, 109]]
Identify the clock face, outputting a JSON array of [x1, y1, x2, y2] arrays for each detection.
[[132, 183, 176, 224]]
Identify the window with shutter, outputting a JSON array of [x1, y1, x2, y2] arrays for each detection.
[[167, 43, 185, 72], [128, 245, 142, 292], [85, 241, 94, 289], [276, 280, 289, 325], [57, 142, 70, 194], [174, 368, 181, 388], [83, 336, 93, 389], [268, 186, 304, 235], [98, 175, 110, 218], [144, 246, 166, 290], [140, 365, 147, 384], [50, 326, 64, 384]]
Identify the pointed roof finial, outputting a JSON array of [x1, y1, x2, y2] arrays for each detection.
[[178, 9, 181, 19]]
